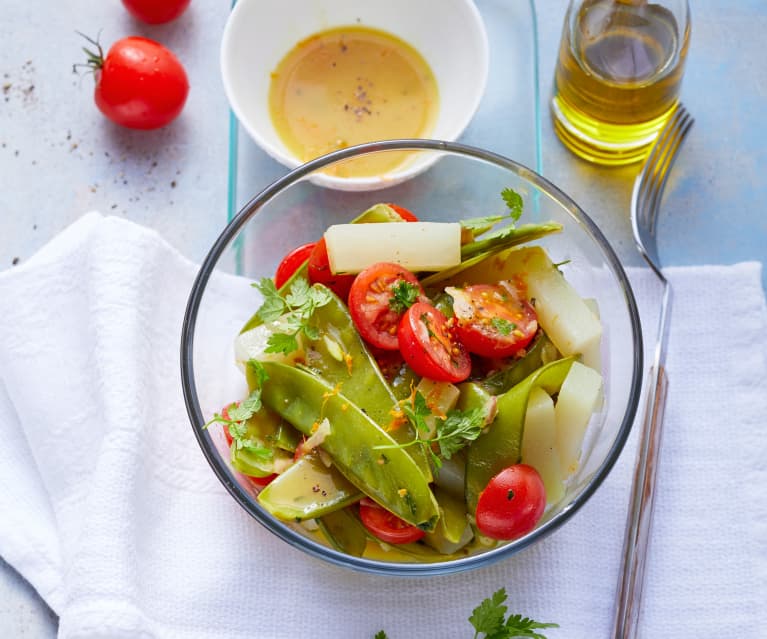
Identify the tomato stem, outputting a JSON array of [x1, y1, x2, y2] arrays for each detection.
[[72, 31, 105, 75]]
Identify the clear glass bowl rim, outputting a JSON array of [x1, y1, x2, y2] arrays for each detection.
[[180, 138, 644, 576]]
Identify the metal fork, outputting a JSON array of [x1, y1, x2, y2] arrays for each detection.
[[612, 104, 694, 639]]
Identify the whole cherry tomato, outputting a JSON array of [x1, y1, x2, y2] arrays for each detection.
[[358, 498, 425, 544], [448, 282, 538, 358], [475, 464, 546, 540], [122, 0, 191, 24], [79, 34, 189, 130], [348, 262, 426, 351], [274, 242, 316, 289], [398, 302, 471, 383]]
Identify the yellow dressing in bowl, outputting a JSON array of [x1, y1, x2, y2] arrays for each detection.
[[269, 26, 439, 178]]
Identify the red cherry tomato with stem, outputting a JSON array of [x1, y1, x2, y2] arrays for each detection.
[[449, 282, 538, 358], [121, 0, 191, 24], [307, 237, 356, 301], [348, 262, 426, 350], [398, 302, 471, 382], [274, 242, 316, 289], [358, 498, 425, 544], [77, 33, 189, 130], [475, 464, 546, 540]]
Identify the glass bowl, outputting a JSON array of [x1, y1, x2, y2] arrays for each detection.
[[180, 139, 643, 576]]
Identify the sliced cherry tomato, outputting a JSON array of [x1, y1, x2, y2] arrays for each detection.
[[307, 237, 356, 301], [348, 262, 426, 350], [398, 302, 471, 382], [386, 204, 419, 222], [275, 242, 316, 289], [475, 464, 546, 540], [122, 0, 191, 24], [449, 282, 537, 358], [78, 34, 189, 130], [358, 498, 425, 544]]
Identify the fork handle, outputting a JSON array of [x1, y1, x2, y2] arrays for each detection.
[[611, 364, 669, 639]]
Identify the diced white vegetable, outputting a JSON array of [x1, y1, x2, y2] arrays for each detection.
[[416, 378, 460, 439], [580, 298, 602, 373], [521, 386, 564, 505], [234, 320, 305, 368], [439, 246, 602, 358], [554, 361, 603, 478], [324, 222, 461, 274]]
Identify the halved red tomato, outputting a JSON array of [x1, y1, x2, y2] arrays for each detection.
[[475, 464, 546, 540], [398, 302, 471, 383], [448, 282, 537, 358], [274, 242, 316, 289], [306, 237, 356, 301], [358, 498, 425, 544], [348, 262, 425, 350]]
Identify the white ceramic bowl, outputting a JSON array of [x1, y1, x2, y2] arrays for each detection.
[[220, 0, 489, 191]]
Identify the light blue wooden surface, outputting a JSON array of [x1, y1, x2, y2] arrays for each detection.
[[1, 0, 765, 634]]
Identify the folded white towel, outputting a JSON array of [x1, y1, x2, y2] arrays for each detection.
[[0, 214, 764, 638]]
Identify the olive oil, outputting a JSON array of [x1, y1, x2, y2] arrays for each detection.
[[551, 0, 690, 165]]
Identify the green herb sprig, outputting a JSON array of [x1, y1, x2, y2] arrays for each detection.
[[375, 588, 558, 638], [388, 280, 421, 314], [203, 360, 272, 458], [253, 277, 333, 354], [377, 391, 485, 469]]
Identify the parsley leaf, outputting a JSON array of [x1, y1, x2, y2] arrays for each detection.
[[375, 400, 484, 470], [253, 277, 287, 322], [389, 280, 421, 314], [252, 276, 333, 354], [202, 361, 274, 457], [434, 407, 485, 460], [374, 587, 558, 638], [469, 588, 559, 639], [491, 317, 516, 336], [469, 588, 508, 637], [501, 188, 524, 223]]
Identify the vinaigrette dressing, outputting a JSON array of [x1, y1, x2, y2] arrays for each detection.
[[269, 26, 439, 177]]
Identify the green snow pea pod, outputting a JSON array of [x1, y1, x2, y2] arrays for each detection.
[[465, 357, 575, 512], [302, 290, 432, 480], [252, 361, 440, 531], [317, 507, 369, 557], [258, 453, 361, 522], [476, 332, 559, 396]]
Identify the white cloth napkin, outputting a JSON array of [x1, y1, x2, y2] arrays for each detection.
[[0, 213, 765, 639]]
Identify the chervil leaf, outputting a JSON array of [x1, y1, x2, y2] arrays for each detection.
[[265, 332, 299, 354], [501, 614, 559, 638], [284, 276, 311, 309], [402, 391, 432, 434], [253, 277, 287, 322], [434, 407, 484, 460], [254, 277, 333, 354], [247, 359, 269, 387], [389, 280, 421, 313], [226, 389, 262, 421], [501, 188, 524, 222], [469, 588, 508, 637]]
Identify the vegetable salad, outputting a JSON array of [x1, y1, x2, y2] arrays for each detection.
[[208, 191, 603, 561]]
